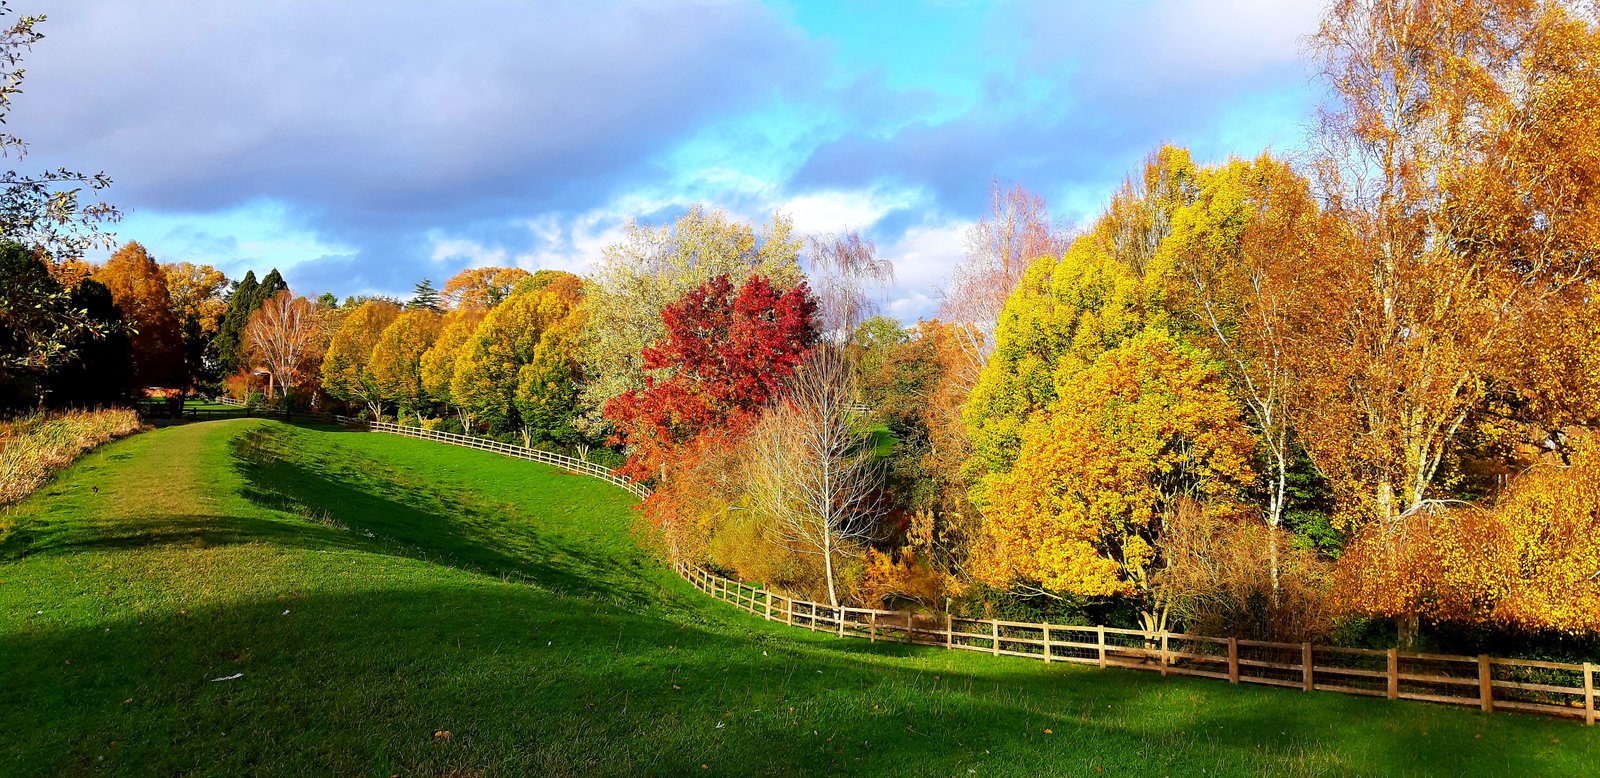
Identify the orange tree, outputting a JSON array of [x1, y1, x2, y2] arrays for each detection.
[[95, 242, 185, 390]]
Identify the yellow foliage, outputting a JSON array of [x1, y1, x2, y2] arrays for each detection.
[[1335, 439, 1600, 634], [972, 330, 1254, 600]]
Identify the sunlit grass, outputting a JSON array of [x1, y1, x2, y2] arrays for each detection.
[[0, 419, 1593, 776]]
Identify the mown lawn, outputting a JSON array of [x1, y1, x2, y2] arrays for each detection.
[[0, 420, 1594, 776]]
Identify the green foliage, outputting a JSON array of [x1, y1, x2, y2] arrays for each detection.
[[0, 242, 111, 405], [406, 278, 442, 312], [213, 269, 286, 375]]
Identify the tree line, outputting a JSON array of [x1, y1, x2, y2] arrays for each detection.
[[4, 0, 1599, 658]]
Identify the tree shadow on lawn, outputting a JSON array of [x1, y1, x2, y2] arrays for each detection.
[[229, 426, 658, 608], [3, 583, 1593, 778]]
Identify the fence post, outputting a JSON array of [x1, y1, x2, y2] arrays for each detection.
[[1097, 626, 1106, 668], [787, 597, 794, 627], [991, 620, 1000, 656], [870, 612, 877, 643], [1584, 662, 1594, 726], [1387, 648, 1399, 700], [1302, 643, 1313, 691], [1227, 637, 1239, 684], [1043, 623, 1052, 663], [837, 607, 845, 638], [904, 612, 913, 645], [1478, 655, 1493, 713], [1160, 632, 1169, 676], [764, 591, 772, 621], [946, 613, 953, 649]]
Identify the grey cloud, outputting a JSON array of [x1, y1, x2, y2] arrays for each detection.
[[23, 1, 817, 227]]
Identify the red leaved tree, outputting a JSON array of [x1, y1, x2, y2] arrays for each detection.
[[605, 273, 817, 485]]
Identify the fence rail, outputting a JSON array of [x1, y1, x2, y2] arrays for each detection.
[[347, 417, 1595, 726]]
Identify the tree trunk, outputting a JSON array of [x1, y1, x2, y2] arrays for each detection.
[[823, 529, 839, 608], [1397, 613, 1420, 652]]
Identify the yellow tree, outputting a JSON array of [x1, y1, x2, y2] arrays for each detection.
[[419, 306, 485, 427], [1160, 154, 1326, 593], [452, 273, 584, 436], [94, 242, 185, 389], [964, 147, 1198, 494], [1334, 436, 1600, 635], [321, 299, 401, 417], [162, 261, 229, 385], [1302, 0, 1600, 526], [973, 330, 1255, 631], [442, 266, 531, 310], [369, 308, 442, 423]]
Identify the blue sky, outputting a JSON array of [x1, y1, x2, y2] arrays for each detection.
[[24, 0, 1324, 320]]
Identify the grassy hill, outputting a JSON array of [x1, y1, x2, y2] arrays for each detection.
[[1, 420, 1594, 776]]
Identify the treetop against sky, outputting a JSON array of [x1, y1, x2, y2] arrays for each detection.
[[23, 0, 1320, 320]]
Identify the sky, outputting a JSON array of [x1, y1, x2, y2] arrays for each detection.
[[21, 0, 1326, 321]]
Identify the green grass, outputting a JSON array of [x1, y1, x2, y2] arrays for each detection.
[[1, 420, 1595, 776]]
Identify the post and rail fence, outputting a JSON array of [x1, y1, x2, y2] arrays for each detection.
[[346, 416, 1596, 726]]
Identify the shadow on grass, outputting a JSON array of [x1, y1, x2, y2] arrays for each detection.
[[4, 580, 1593, 778]]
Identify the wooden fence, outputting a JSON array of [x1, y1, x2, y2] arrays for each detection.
[[679, 562, 1597, 725], [349, 418, 1595, 725]]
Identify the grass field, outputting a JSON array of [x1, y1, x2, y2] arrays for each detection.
[[1, 420, 1595, 776]]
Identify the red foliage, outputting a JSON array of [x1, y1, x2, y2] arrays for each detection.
[[605, 274, 816, 483]]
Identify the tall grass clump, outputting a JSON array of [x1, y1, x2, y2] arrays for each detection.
[[0, 408, 144, 506]]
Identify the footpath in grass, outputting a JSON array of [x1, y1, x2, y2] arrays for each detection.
[[0, 419, 1594, 776]]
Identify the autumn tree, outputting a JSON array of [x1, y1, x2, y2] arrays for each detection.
[[581, 206, 804, 432], [442, 266, 530, 310], [163, 261, 229, 387], [940, 180, 1067, 375], [1300, 0, 1600, 530], [368, 309, 441, 422], [321, 299, 402, 417], [807, 230, 893, 339], [1161, 154, 1325, 594], [963, 147, 1197, 490], [95, 242, 185, 389], [744, 345, 885, 607], [245, 291, 323, 404], [604, 273, 816, 484], [972, 330, 1255, 631], [450, 272, 585, 437], [1334, 436, 1600, 636], [419, 306, 485, 427]]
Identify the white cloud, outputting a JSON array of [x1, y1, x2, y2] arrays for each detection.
[[873, 218, 971, 322], [778, 187, 923, 235]]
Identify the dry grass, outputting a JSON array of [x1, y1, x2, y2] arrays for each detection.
[[0, 407, 144, 506]]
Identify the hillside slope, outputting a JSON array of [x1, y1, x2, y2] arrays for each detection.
[[0, 420, 1593, 776]]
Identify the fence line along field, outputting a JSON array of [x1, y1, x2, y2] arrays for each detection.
[[351, 418, 1598, 727]]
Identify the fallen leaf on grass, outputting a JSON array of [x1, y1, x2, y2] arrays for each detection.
[[210, 673, 243, 682]]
